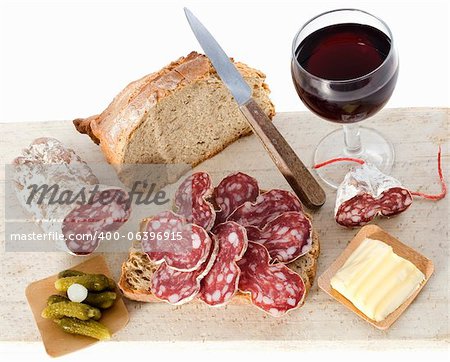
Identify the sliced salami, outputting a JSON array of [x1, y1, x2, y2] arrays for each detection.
[[199, 222, 248, 306], [141, 211, 213, 271], [151, 237, 219, 305], [63, 187, 131, 255], [246, 211, 312, 263], [335, 164, 413, 227], [174, 172, 215, 230], [13, 138, 130, 255], [228, 189, 303, 228], [213, 172, 259, 225], [237, 242, 306, 317]]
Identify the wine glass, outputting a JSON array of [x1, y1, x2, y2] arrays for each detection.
[[291, 9, 399, 188]]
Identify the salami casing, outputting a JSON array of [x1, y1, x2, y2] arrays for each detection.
[[199, 222, 248, 306], [335, 164, 413, 227], [237, 242, 306, 317], [174, 172, 216, 231], [141, 211, 213, 271], [213, 172, 259, 225], [151, 237, 219, 305], [13, 138, 130, 255], [228, 189, 303, 228], [246, 211, 312, 263]]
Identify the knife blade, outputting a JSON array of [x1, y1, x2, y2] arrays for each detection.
[[184, 8, 326, 208], [184, 8, 251, 105]]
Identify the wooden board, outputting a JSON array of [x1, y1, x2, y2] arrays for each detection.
[[0, 108, 448, 349], [318, 224, 434, 330], [25, 255, 129, 357]]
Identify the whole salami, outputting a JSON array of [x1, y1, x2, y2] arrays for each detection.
[[13, 138, 131, 255], [237, 242, 306, 317], [228, 189, 303, 228], [141, 211, 213, 271], [213, 172, 259, 225], [335, 163, 413, 227], [151, 237, 219, 305], [246, 211, 312, 263], [199, 221, 248, 306]]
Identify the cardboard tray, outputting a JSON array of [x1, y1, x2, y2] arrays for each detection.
[[25, 255, 129, 357], [318, 224, 434, 330]]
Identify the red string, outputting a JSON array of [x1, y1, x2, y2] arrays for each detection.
[[313, 157, 365, 169], [410, 146, 447, 200], [313, 146, 447, 201]]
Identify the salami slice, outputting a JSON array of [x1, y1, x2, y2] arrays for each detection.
[[213, 172, 259, 225], [63, 187, 131, 255], [151, 237, 219, 305], [141, 211, 213, 271], [335, 164, 413, 227], [199, 222, 248, 306], [237, 242, 306, 317], [246, 211, 312, 263], [228, 189, 303, 228], [174, 172, 215, 230], [13, 138, 130, 255]]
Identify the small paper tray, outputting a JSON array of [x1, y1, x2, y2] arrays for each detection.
[[25, 255, 129, 357], [318, 224, 434, 330]]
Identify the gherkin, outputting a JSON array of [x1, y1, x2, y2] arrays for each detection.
[[41, 301, 101, 321], [47, 294, 69, 306], [57, 270, 85, 278], [54, 317, 111, 340], [84, 292, 117, 309], [55, 274, 114, 292]]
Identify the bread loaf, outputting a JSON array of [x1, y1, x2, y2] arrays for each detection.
[[74, 52, 275, 168]]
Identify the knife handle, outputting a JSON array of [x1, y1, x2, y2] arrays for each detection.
[[239, 98, 326, 209]]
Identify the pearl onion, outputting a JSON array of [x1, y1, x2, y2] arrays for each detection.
[[67, 283, 88, 303]]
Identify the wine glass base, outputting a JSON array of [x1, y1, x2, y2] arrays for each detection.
[[313, 126, 395, 189]]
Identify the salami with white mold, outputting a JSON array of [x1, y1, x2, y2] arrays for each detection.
[[141, 211, 213, 271], [199, 222, 248, 306], [246, 211, 312, 263], [228, 189, 303, 228], [213, 172, 259, 225], [151, 237, 219, 305], [13, 138, 131, 255], [335, 163, 413, 228], [237, 242, 306, 317], [174, 172, 215, 230]]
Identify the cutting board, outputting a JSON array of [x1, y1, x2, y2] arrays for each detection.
[[0, 108, 448, 349]]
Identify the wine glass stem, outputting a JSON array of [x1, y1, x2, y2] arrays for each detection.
[[343, 123, 362, 154]]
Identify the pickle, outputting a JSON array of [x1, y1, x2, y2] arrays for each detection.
[[57, 270, 85, 278], [55, 274, 113, 292], [107, 277, 116, 290], [54, 317, 111, 340], [41, 301, 101, 321], [84, 292, 117, 309], [47, 294, 69, 306]]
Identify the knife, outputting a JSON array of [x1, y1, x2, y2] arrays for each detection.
[[184, 8, 326, 209]]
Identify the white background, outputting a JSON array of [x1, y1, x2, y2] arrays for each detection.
[[0, 0, 449, 123], [0, 0, 448, 360]]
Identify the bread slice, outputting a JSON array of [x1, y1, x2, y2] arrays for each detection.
[[74, 52, 275, 168], [118, 230, 320, 305]]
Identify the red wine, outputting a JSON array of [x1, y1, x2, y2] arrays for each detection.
[[296, 23, 390, 80], [292, 23, 398, 123]]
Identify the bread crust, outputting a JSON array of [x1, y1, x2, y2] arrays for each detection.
[[73, 52, 275, 166]]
